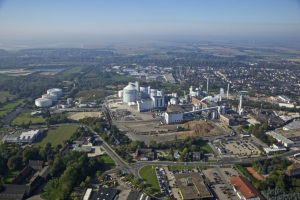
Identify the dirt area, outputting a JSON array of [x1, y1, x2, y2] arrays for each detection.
[[68, 112, 102, 120], [246, 167, 264, 181], [178, 120, 225, 137]]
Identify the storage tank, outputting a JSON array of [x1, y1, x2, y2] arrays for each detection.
[[123, 83, 137, 103], [35, 98, 52, 107], [150, 89, 157, 97], [42, 94, 57, 101], [118, 90, 123, 98], [47, 88, 63, 97]]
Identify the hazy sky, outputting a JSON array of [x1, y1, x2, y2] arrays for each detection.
[[0, 0, 300, 48]]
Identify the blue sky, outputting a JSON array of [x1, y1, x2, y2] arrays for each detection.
[[0, 0, 300, 47]]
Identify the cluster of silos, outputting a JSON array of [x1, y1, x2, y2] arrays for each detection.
[[35, 88, 62, 107], [120, 82, 166, 110]]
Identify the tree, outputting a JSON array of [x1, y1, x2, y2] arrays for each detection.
[[7, 155, 22, 171]]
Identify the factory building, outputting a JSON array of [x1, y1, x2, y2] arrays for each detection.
[[165, 111, 183, 124], [5, 130, 43, 145], [120, 82, 165, 112]]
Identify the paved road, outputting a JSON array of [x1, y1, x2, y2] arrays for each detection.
[[85, 125, 137, 176]]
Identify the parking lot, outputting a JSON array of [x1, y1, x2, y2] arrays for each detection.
[[203, 167, 239, 200], [223, 139, 261, 158], [155, 167, 175, 198]]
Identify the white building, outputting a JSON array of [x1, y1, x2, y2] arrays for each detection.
[[264, 144, 287, 154], [6, 129, 43, 145], [266, 131, 294, 147], [137, 99, 153, 112], [165, 111, 183, 124]]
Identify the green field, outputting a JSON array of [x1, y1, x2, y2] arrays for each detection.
[[0, 99, 24, 118], [3, 170, 19, 183], [99, 154, 116, 171], [200, 142, 214, 153], [0, 91, 15, 103], [35, 125, 78, 147], [139, 165, 161, 193], [11, 112, 45, 126]]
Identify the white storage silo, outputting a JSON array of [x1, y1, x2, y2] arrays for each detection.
[[123, 83, 137, 103], [35, 98, 52, 107], [47, 88, 63, 97]]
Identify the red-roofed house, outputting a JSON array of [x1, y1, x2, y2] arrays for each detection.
[[229, 176, 265, 200]]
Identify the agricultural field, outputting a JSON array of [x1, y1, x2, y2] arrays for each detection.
[[139, 165, 161, 193], [11, 112, 45, 126], [0, 99, 24, 118], [35, 124, 78, 147]]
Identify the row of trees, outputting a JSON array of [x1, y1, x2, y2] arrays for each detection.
[[42, 151, 108, 199]]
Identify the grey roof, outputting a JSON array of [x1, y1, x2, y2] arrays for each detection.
[[90, 187, 118, 200]]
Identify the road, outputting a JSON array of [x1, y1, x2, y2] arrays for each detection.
[[85, 125, 138, 176]]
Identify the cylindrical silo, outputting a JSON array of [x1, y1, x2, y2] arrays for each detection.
[[35, 98, 52, 107], [123, 83, 137, 103]]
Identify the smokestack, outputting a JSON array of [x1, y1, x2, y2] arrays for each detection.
[[227, 84, 230, 99], [239, 94, 243, 115], [206, 78, 209, 94]]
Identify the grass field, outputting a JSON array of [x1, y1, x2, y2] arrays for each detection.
[[11, 112, 46, 126], [0, 91, 15, 103], [35, 124, 78, 147], [139, 165, 161, 193], [99, 154, 116, 172], [75, 89, 113, 100], [200, 142, 214, 153], [3, 170, 19, 183], [0, 99, 24, 118]]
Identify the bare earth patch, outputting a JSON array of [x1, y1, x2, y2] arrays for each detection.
[[178, 120, 223, 138], [68, 112, 102, 121]]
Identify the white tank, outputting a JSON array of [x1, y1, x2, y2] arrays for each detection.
[[42, 94, 57, 101], [123, 83, 137, 103], [47, 88, 62, 97], [118, 90, 123, 98], [35, 98, 52, 107]]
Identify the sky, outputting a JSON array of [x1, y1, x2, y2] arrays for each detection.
[[0, 0, 300, 48]]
